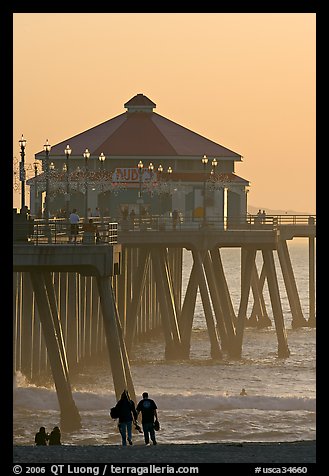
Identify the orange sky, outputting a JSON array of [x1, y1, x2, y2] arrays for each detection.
[[13, 13, 315, 213]]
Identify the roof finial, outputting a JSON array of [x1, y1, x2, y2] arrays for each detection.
[[124, 93, 156, 113]]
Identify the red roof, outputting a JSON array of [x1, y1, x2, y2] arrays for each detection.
[[35, 94, 242, 159]]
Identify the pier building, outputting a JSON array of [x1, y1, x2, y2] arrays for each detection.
[[27, 93, 249, 223]]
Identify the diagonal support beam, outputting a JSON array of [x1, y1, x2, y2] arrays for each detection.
[[262, 249, 290, 358], [180, 259, 198, 356], [277, 240, 307, 328], [202, 250, 229, 351], [231, 247, 257, 359], [192, 248, 222, 359], [30, 271, 81, 431], [125, 248, 150, 351], [151, 249, 183, 359], [96, 275, 135, 400]]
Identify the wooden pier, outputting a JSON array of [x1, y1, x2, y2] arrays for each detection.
[[13, 215, 316, 429]]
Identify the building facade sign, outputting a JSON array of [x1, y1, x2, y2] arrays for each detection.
[[112, 168, 155, 183]]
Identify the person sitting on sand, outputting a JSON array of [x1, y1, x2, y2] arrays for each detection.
[[48, 426, 61, 445], [240, 388, 247, 396], [35, 426, 49, 446]]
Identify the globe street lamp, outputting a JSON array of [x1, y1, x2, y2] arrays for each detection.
[[137, 160, 144, 228], [19, 135, 27, 212], [83, 148, 90, 221], [148, 162, 154, 177], [211, 158, 218, 174], [98, 152, 106, 216], [64, 145, 72, 219]]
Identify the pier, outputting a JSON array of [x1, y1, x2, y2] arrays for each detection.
[[13, 213, 316, 429]]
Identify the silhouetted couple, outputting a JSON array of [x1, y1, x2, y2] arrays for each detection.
[[35, 426, 61, 446], [114, 390, 158, 446]]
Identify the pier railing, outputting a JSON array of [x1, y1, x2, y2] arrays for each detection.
[[13, 214, 316, 244], [13, 218, 118, 244], [120, 214, 316, 232]]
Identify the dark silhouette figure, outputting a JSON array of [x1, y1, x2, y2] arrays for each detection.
[[35, 426, 49, 446], [172, 210, 179, 230], [113, 390, 138, 446], [240, 388, 247, 396], [69, 209, 80, 243], [129, 209, 136, 229], [82, 218, 98, 244], [49, 426, 61, 445], [136, 391, 158, 445]]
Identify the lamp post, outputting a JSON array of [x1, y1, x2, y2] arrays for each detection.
[[157, 164, 163, 215], [34, 160, 39, 216], [83, 148, 90, 221], [64, 145, 71, 219], [201, 155, 209, 226], [44, 140, 52, 223], [137, 160, 144, 228], [19, 135, 27, 212], [98, 152, 106, 217]]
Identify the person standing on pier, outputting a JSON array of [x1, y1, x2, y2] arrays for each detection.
[[172, 209, 179, 230], [69, 208, 80, 243]]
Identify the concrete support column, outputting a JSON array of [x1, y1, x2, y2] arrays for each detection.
[[30, 271, 81, 431], [151, 249, 183, 359], [192, 248, 222, 359], [21, 273, 33, 379], [210, 249, 237, 342], [262, 249, 290, 358], [308, 237, 316, 327], [248, 259, 271, 328], [125, 248, 150, 351], [67, 273, 79, 372], [43, 272, 69, 380], [159, 248, 182, 345], [232, 247, 257, 359], [202, 250, 228, 351], [277, 240, 307, 327], [96, 275, 134, 400], [13, 272, 19, 374], [180, 259, 198, 356]]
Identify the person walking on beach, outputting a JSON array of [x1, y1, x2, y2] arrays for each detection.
[[136, 391, 158, 446], [114, 390, 138, 446], [34, 426, 49, 446], [49, 426, 61, 445]]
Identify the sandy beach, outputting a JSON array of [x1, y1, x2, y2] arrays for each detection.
[[13, 440, 316, 464]]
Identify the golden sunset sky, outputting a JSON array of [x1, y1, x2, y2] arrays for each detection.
[[13, 12, 315, 213]]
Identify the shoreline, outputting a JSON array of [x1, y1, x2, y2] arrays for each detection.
[[13, 440, 316, 464]]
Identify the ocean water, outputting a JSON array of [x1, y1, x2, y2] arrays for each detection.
[[13, 239, 316, 445]]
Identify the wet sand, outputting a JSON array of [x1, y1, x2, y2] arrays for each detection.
[[13, 440, 316, 464]]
